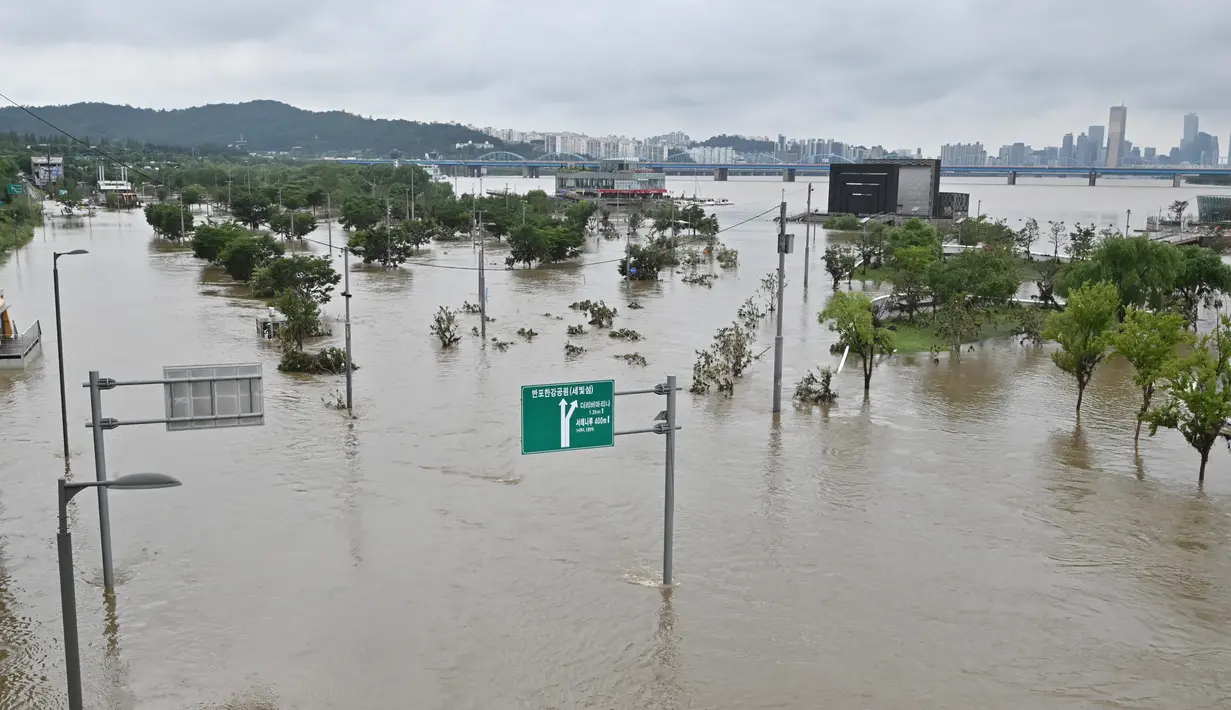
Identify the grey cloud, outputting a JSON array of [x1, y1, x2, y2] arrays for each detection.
[[5, 0, 1230, 151]]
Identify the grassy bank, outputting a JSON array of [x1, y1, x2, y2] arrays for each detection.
[[0, 219, 35, 262], [884, 307, 1022, 354]]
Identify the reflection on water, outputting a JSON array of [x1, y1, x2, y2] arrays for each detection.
[[0, 179, 1230, 708]]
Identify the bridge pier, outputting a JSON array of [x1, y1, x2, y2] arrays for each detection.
[[468, 165, 484, 178], [1173, 173, 1182, 188], [1088, 171, 1097, 186], [714, 167, 728, 181], [783, 168, 796, 182], [522, 165, 540, 178], [1007, 171, 1017, 185]]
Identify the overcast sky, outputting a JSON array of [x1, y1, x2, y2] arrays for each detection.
[[5, 0, 1228, 153]]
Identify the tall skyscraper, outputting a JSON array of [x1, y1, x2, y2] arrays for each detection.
[[1087, 125, 1105, 165], [1106, 106, 1127, 167], [1076, 132, 1089, 166], [1183, 113, 1199, 149], [1061, 133, 1074, 165]]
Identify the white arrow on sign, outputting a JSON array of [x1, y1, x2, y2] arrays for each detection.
[[559, 398, 579, 448]]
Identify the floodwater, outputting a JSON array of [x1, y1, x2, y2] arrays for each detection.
[[1, 176, 1230, 709]]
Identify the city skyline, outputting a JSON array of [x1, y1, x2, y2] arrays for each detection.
[[3, 1, 1230, 151]]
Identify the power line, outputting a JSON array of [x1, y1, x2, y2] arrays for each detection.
[[0, 90, 167, 187]]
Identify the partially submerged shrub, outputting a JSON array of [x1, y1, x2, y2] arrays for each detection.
[[565, 342, 585, 357], [430, 306, 462, 347], [517, 327, 539, 341], [567, 324, 585, 336], [615, 352, 648, 367], [794, 367, 838, 405], [682, 273, 716, 288], [608, 328, 643, 341], [279, 347, 356, 374]]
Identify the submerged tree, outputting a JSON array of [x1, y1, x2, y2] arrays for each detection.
[[1107, 307, 1192, 443], [818, 292, 894, 394], [1145, 315, 1231, 485], [1043, 280, 1119, 417]]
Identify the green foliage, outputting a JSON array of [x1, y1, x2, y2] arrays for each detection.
[[823, 214, 860, 231], [690, 322, 756, 396], [1014, 218, 1039, 257], [218, 233, 284, 281], [626, 211, 645, 236], [507, 223, 585, 268], [889, 245, 937, 321], [856, 223, 888, 272], [569, 299, 617, 328], [516, 327, 538, 341], [1172, 245, 1231, 328], [929, 247, 1020, 309], [250, 254, 340, 303], [340, 195, 382, 232], [275, 289, 320, 352], [715, 245, 739, 268], [1065, 223, 1099, 260], [1062, 235, 1182, 317], [144, 203, 194, 240], [795, 367, 839, 405], [1014, 307, 1046, 346], [886, 218, 942, 258], [564, 342, 585, 357], [1043, 280, 1120, 416], [956, 216, 1015, 248], [0, 201, 38, 261], [932, 296, 982, 359], [819, 292, 894, 393], [430, 306, 462, 347], [609, 328, 643, 341], [615, 352, 648, 367], [1144, 315, 1231, 484], [348, 222, 415, 267], [619, 240, 675, 280], [191, 222, 248, 261], [566, 324, 585, 336], [1033, 257, 1064, 309], [279, 347, 354, 374], [1107, 307, 1193, 442], [180, 184, 205, 207], [823, 244, 858, 290], [228, 192, 274, 229], [268, 209, 318, 239]]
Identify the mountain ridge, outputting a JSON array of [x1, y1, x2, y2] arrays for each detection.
[[0, 100, 496, 155]]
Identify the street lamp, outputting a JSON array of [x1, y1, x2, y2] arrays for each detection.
[[53, 249, 89, 464], [57, 472, 181, 710]]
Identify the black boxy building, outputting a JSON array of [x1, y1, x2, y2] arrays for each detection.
[[828, 159, 942, 217]]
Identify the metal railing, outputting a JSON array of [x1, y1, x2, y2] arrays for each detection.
[[0, 320, 42, 357]]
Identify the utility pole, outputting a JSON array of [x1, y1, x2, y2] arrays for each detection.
[[1125, 208, 1131, 235], [178, 182, 186, 240], [803, 183, 813, 290], [410, 169, 416, 220], [327, 192, 351, 411], [772, 201, 789, 414], [479, 209, 487, 339]]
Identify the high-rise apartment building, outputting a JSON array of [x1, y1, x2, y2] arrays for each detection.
[[940, 142, 986, 166], [1106, 105, 1127, 167]]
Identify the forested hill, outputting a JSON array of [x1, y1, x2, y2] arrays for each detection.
[[0, 100, 496, 156], [696, 134, 775, 153]]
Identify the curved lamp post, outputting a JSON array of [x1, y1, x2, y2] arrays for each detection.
[[53, 249, 89, 463], [57, 473, 180, 710]]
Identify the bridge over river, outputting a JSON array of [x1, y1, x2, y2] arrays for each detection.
[[326, 153, 1231, 186]]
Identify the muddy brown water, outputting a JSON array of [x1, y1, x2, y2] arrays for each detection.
[[1, 177, 1230, 709]]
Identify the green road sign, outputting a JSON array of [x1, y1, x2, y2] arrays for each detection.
[[6, 184, 23, 195], [521, 379, 614, 454], [57, 189, 68, 197]]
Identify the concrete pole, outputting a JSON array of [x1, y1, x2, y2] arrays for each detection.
[[772, 201, 787, 414], [479, 211, 487, 339], [662, 374, 677, 586], [53, 259, 70, 464], [343, 244, 353, 412], [803, 183, 812, 290], [57, 480, 83, 710], [87, 371, 115, 588]]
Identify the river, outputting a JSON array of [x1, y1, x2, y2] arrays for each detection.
[[1, 176, 1229, 709]]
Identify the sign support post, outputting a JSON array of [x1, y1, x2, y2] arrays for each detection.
[[83, 363, 264, 588], [521, 375, 681, 585]]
